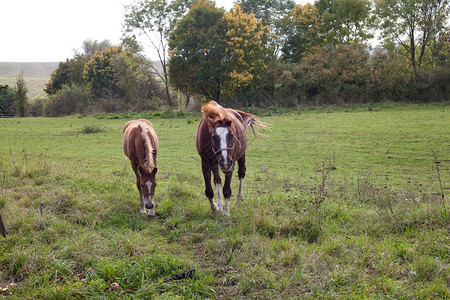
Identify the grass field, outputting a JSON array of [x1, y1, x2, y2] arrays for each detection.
[[0, 103, 448, 299]]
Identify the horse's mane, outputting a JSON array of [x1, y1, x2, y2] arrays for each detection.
[[202, 101, 269, 135], [201, 101, 227, 122], [139, 122, 156, 173]]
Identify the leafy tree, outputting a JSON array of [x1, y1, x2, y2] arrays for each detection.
[[44, 55, 89, 95], [169, 0, 228, 101], [14, 71, 29, 117], [236, 0, 296, 55], [223, 4, 272, 100], [83, 46, 123, 99], [375, 0, 449, 75], [45, 39, 111, 96], [294, 44, 372, 103], [83, 46, 160, 106], [282, 3, 323, 63], [0, 85, 15, 113], [123, 0, 195, 107], [111, 51, 163, 105], [316, 0, 375, 45], [77, 39, 112, 56]]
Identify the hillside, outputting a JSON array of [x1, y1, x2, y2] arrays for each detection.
[[0, 62, 58, 100]]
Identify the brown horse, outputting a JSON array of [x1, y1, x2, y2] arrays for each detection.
[[123, 119, 159, 218], [196, 101, 267, 216]]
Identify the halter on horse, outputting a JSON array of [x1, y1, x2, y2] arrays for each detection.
[[123, 119, 159, 218], [196, 101, 267, 216]]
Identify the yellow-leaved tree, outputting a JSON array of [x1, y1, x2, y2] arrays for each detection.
[[224, 4, 273, 101]]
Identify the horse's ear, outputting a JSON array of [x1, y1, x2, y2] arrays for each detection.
[[151, 167, 158, 175], [223, 118, 232, 127], [138, 165, 144, 176]]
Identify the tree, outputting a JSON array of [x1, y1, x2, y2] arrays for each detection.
[[317, 0, 375, 46], [0, 85, 15, 113], [45, 39, 111, 96], [44, 55, 89, 95], [123, 0, 194, 107], [236, 0, 296, 56], [77, 39, 112, 56], [282, 3, 323, 63], [14, 71, 29, 117], [83, 46, 124, 99], [375, 0, 449, 75], [83, 46, 160, 106], [223, 4, 273, 101], [169, 0, 228, 101]]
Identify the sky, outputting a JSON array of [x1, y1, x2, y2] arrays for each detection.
[[0, 0, 310, 62]]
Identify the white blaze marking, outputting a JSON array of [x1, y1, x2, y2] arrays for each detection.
[[215, 127, 228, 162], [145, 180, 154, 214]]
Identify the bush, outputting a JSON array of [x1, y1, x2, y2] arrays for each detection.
[[44, 84, 90, 117], [28, 98, 45, 117]]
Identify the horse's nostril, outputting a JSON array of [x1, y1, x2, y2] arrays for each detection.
[[229, 159, 233, 166]]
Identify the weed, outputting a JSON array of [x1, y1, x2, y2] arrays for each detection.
[[79, 124, 106, 133]]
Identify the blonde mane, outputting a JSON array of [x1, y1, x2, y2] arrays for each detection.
[[201, 101, 228, 122], [139, 122, 155, 173]]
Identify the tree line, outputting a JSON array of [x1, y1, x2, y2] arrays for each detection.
[[1, 0, 448, 116]]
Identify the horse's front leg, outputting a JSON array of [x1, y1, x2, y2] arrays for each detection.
[[212, 164, 223, 212], [132, 162, 146, 214], [236, 154, 246, 204], [222, 171, 233, 216], [202, 159, 219, 213]]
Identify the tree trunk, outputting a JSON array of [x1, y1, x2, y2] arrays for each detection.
[[0, 212, 8, 238], [184, 93, 190, 109]]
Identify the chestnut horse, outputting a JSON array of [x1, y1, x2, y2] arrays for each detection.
[[123, 119, 158, 218], [196, 101, 267, 216]]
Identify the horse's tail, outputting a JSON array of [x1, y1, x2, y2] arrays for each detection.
[[235, 110, 269, 136]]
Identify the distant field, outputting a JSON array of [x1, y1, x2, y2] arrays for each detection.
[[0, 62, 58, 101], [0, 104, 448, 299]]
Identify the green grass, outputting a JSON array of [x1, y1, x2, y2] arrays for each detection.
[[0, 103, 448, 299]]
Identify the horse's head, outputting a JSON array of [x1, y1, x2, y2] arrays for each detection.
[[210, 117, 236, 173], [138, 165, 158, 215]]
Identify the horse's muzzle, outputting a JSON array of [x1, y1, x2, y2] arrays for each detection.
[[219, 159, 234, 173]]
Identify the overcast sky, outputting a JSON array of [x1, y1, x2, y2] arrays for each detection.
[[0, 0, 310, 62]]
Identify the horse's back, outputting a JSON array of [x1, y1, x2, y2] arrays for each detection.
[[123, 119, 158, 160]]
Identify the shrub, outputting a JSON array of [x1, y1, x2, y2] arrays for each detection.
[[44, 84, 90, 117]]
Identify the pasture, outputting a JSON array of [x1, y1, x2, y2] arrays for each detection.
[[0, 103, 448, 299]]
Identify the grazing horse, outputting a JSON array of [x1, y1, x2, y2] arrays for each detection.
[[196, 101, 267, 216], [123, 119, 159, 218]]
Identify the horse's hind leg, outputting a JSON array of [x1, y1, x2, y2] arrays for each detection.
[[202, 159, 219, 213], [236, 154, 246, 204], [212, 164, 223, 212]]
